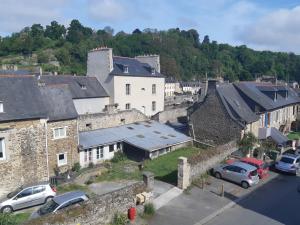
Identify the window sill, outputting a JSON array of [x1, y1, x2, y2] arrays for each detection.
[[57, 163, 67, 167], [53, 136, 67, 140]]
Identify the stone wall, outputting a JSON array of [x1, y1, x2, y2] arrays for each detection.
[[178, 141, 237, 189], [28, 173, 154, 225], [189, 88, 243, 146], [47, 119, 79, 176], [152, 106, 188, 123], [0, 120, 48, 197], [78, 109, 148, 132]]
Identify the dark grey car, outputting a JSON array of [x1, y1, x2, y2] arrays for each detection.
[[31, 191, 89, 218]]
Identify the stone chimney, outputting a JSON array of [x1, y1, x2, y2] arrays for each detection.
[[135, 55, 160, 73]]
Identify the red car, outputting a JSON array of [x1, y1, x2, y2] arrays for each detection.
[[240, 157, 269, 179], [226, 157, 269, 179]]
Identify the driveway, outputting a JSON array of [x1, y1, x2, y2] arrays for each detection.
[[149, 171, 280, 225]]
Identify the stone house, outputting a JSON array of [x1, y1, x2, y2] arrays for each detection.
[[87, 47, 165, 116], [181, 81, 201, 94], [189, 80, 300, 146], [165, 77, 181, 97], [0, 76, 80, 196]]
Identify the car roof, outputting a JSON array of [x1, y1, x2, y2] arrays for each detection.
[[241, 157, 264, 165], [230, 161, 257, 171], [20, 182, 50, 190], [53, 191, 86, 205]]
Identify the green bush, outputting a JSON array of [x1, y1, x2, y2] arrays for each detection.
[[144, 202, 155, 216], [111, 152, 126, 163], [88, 162, 94, 168], [111, 212, 129, 225], [0, 213, 17, 225], [72, 162, 81, 172]]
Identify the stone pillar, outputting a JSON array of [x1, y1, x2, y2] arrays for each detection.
[[177, 157, 190, 190], [143, 171, 154, 191]]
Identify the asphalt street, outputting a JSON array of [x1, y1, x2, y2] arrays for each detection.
[[206, 173, 300, 225]]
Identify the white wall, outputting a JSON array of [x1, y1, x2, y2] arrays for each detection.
[[114, 76, 165, 116], [73, 97, 110, 115], [79, 142, 122, 167]]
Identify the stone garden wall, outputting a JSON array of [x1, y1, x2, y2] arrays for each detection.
[[178, 141, 237, 189]]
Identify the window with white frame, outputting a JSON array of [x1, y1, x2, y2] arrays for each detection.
[[125, 84, 131, 95], [152, 84, 156, 94], [0, 102, 3, 113], [57, 153, 67, 166], [0, 138, 5, 160], [152, 101, 156, 111], [125, 103, 131, 110], [96, 146, 104, 159], [53, 127, 67, 139]]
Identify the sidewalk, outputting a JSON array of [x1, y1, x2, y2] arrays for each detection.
[[149, 171, 278, 225]]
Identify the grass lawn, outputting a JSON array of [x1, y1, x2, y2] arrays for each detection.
[[15, 213, 31, 224], [95, 159, 142, 182], [144, 147, 201, 185], [287, 131, 300, 140]]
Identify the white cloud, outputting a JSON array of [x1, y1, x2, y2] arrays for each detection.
[[0, 0, 69, 35], [238, 5, 300, 53], [87, 0, 127, 22]]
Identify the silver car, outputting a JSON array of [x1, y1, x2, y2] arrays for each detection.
[[213, 161, 260, 189], [275, 154, 300, 175], [0, 183, 56, 213], [31, 191, 89, 218]]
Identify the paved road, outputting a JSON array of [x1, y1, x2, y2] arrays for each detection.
[[206, 173, 300, 225]]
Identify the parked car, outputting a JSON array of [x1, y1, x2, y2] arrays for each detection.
[[275, 154, 300, 175], [213, 161, 260, 189], [0, 183, 56, 213], [240, 157, 269, 179], [31, 191, 89, 218]]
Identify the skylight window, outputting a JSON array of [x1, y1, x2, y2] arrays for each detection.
[[123, 65, 129, 73], [137, 135, 145, 138], [161, 136, 168, 139], [0, 102, 3, 113], [127, 127, 134, 130], [168, 134, 176, 137], [154, 131, 161, 134]]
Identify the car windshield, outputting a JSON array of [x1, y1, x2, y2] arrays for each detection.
[[250, 170, 258, 176], [7, 187, 22, 199], [38, 199, 59, 215], [280, 157, 295, 164]]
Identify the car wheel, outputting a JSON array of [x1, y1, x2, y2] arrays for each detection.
[[215, 172, 222, 179], [45, 196, 54, 204], [1, 206, 13, 213], [241, 181, 249, 189]]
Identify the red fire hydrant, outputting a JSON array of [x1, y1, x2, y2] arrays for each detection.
[[128, 207, 136, 221]]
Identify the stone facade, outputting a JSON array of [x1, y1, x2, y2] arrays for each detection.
[[47, 119, 79, 176], [28, 180, 150, 225], [78, 109, 148, 132], [152, 106, 188, 123], [177, 141, 237, 189], [0, 120, 48, 196], [189, 88, 243, 146]]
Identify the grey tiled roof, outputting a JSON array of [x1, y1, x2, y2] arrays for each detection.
[[40, 75, 109, 99], [234, 82, 300, 111], [217, 84, 259, 124], [79, 120, 192, 152], [0, 70, 33, 75], [39, 85, 78, 122], [0, 76, 48, 122], [110, 57, 164, 78]]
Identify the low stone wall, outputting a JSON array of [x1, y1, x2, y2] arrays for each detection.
[[178, 141, 237, 189], [152, 106, 188, 123], [28, 173, 154, 225], [78, 109, 149, 132]]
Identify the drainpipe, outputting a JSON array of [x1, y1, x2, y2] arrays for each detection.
[[45, 119, 50, 181]]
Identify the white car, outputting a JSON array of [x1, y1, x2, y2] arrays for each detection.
[[275, 154, 300, 175]]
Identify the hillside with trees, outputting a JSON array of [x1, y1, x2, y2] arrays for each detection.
[[0, 19, 300, 82]]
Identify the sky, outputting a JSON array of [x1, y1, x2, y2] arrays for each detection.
[[1, 0, 300, 53]]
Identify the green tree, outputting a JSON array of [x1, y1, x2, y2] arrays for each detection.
[[45, 21, 66, 40], [238, 133, 257, 157]]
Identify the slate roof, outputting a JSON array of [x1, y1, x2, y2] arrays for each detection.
[[40, 75, 109, 99], [39, 85, 78, 122], [0, 76, 48, 122], [217, 83, 259, 125], [0, 69, 33, 76], [110, 57, 164, 78], [234, 82, 300, 111], [79, 120, 192, 152]]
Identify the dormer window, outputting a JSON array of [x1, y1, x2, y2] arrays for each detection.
[[0, 102, 3, 113], [123, 65, 129, 73], [151, 67, 155, 75], [80, 85, 87, 90], [274, 92, 277, 102]]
